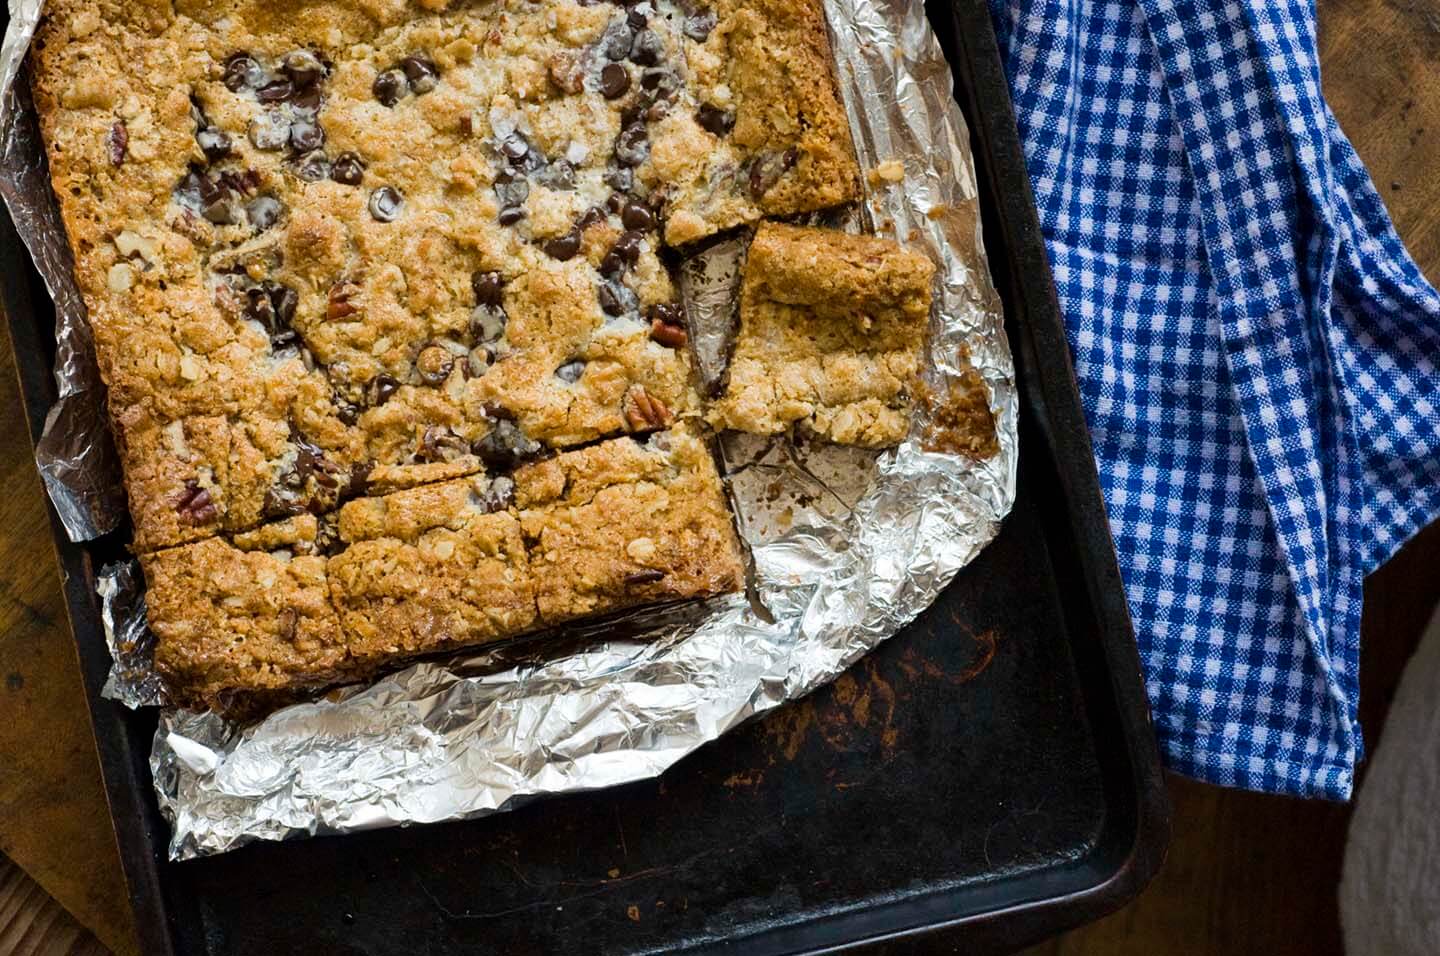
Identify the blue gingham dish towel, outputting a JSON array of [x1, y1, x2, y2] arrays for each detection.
[[988, 0, 1440, 798]]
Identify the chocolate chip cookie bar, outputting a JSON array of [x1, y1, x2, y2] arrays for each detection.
[[142, 426, 739, 709], [654, 0, 863, 245], [707, 222, 936, 448], [514, 425, 744, 622], [33, 0, 858, 552]]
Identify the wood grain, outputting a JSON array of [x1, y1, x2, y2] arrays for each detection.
[[2, 2, 1439, 955], [0, 856, 110, 956], [0, 327, 136, 956]]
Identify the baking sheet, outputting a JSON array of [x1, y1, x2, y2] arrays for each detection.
[[1, 0, 1017, 860]]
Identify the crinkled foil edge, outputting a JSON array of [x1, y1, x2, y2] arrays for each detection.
[[6, 0, 1017, 859], [1, 0, 126, 540]]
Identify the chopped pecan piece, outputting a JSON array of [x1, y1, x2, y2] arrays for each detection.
[[650, 322, 686, 349], [623, 385, 673, 432], [327, 279, 360, 320], [624, 568, 667, 586], [547, 51, 585, 94], [106, 120, 128, 167]]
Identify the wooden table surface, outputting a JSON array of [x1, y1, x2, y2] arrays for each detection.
[[2, 1, 1439, 953]]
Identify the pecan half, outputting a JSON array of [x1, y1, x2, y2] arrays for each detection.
[[623, 385, 673, 432], [175, 481, 218, 525], [327, 279, 360, 320], [649, 318, 687, 349]]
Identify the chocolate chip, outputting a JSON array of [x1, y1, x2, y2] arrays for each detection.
[[196, 171, 225, 204], [335, 397, 362, 426], [620, 201, 654, 232], [249, 113, 290, 151], [629, 29, 665, 67], [748, 147, 798, 199], [471, 304, 507, 343], [696, 103, 734, 136], [493, 170, 530, 207], [368, 186, 403, 222], [282, 50, 326, 88], [196, 126, 232, 161], [331, 152, 366, 186], [400, 55, 439, 94], [498, 205, 526, 226], [599, 279, 638, 316], [543, 227, 582, 261], [244, 281, 300, 348], [373, 69, 406, 107], [613, 230, 644, 265], [578, 205, 607, 230], [601, 22, 635, 61], [614, 123, 649, 167], [605, 165, 635, 192], [416, 344, 455, 385], [223, 53, 266, 93], [246, 195, 283, 231], [294, 439, 344, 491], [624, 568, 666, 586], [291, 85, 323, 114], [536, 159, 576, 190], [367, 374, 399, 406], [500, 133, 531, 162], [220, 168, 261, 194], [473, 419, 542, 470], [646, 302, 685, 327], [272, 284, 298, 324], [106, 121, 128, 167], [174, 169, 203, 210], [176, 481, 219, 525], [289, 119, 325, 153], [203, 195, 238, 226], [296, 152, 332, 182], [600, 63, 631, 99], [475, 476, 515, 513], [684, 8, 717, 41], [257, 78, 294, 103], [626, 9, 649, 30], [555, 359, 586, 383], [472, 270, 505, 307]]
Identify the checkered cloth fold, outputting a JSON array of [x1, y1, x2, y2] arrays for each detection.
[[988, 0, 1440, 798]]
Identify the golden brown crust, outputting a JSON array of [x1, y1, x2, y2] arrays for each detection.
[[32, 0, 721, 551], [142, 515, 351, 710], [657, 0, 862, 245], [32, 1, 876, 710], [708, 222, 935, 447], [144, 425, 741, 709], [515, 425, 745, 623]]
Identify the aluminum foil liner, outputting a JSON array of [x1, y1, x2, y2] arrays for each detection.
[[0, 0, 125, 540], [8, 0, 1018, 860]]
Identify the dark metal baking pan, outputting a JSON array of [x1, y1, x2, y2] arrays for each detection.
[[1, 0, 1169, 952]]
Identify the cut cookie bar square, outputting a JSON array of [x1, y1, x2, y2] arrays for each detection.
[[328, 474, 539, 660], [654, 0, 863, 245], [143, 471, 536, 711], [707, 222, 936, 447], [514, 425, 745, 624], [142, 514, 349, 711]]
